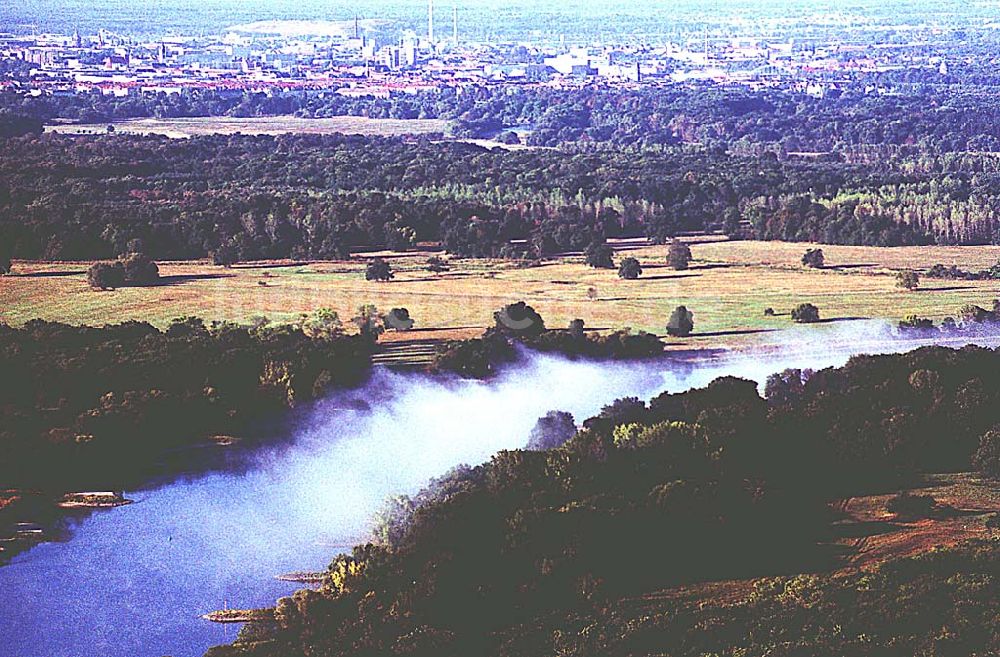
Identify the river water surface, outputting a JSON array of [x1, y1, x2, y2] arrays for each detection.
[[1, 322, 995, 657]]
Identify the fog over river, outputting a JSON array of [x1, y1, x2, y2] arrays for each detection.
[[2, 321, 997, 657]]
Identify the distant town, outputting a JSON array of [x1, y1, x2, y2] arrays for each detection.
[[0, 1, 968, 100]]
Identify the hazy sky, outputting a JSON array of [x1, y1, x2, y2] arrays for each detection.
[[1, 0, 976, 39]]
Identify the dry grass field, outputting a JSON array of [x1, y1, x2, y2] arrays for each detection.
[[3, 238, 1000, 350], [625, 471, 1000, 611], [834, 472, 1000, 572], [45, 115, 451, 138]]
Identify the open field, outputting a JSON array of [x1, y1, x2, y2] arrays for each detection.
[[3, 239, 1000, 351], [45, 115, 451, 138]]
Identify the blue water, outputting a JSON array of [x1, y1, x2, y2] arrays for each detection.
[[1, 323, 995, 657]]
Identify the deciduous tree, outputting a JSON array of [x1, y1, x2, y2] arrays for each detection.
[[366, 258, 394, 282], [618, 257, 642, 280], [667, 240, 692, 270]]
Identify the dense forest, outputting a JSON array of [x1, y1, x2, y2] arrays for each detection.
[[7, 83, 1000, 260], [0, 318, 373, 491], [9, 130, 1000, 263], [207, 343, 1000, 657]]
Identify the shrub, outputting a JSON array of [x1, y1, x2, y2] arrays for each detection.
[[303, 308, 343, 340], [611, 423, 644, 449], [497, 131, 520, 145], [426, 256, 450, 274], [959, 304, 992, 323], [763, 307, 775, 316], [886, 492, 936, 519], [765, 368, 812, 405]]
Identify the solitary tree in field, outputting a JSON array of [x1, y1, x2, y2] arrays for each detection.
[[667, 240, 692, 270], [896, 271, 920, 291], [791, 303, 821, 323], [666, 306, 694, 337], [584, 240, 615, 269], [801, 248, 825, 268], [618, 257, 642, 280], [568, 318, 586, 339], [365, 258, 394, 282], [494, 301, 545, 337], [87, 261, 126, 290], [384, 308, 415, 331], [586, 286, 598, 302]]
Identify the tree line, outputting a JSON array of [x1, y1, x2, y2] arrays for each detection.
[[8, 81, 1000, 152]]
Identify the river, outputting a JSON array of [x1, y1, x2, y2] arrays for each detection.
[[1, 321, 995, 657]]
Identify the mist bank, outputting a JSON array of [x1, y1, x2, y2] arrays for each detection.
[[210, 321, 1000, 657]]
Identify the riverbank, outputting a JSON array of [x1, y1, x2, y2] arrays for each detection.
[[56, 491, 132, 509], [6, 337, 1000, 657], [202, 609, 275, 624]]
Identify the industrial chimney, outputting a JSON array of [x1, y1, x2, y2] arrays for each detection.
[[428, 0, 435, 44]]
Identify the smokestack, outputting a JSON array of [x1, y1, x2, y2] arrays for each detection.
[[428, 0, 435, 44], [354, 15, 359, 40], [453, 5, 458, 47]]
